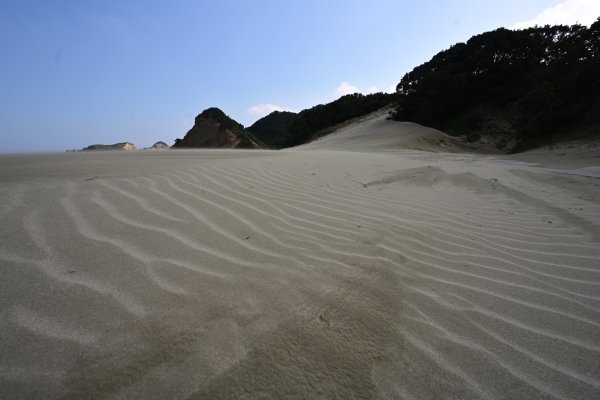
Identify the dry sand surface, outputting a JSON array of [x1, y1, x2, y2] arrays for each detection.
[[1, 116, 600, 399]]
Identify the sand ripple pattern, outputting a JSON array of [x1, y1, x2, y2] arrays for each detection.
[[0, 150, 599, 400]]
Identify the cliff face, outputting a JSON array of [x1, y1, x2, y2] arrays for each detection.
[[82, 142, 136, 151], [172, 108, 263, 149]]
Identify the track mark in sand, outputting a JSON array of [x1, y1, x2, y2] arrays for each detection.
[[318, 309, 331, 328], [364, 166, 445, 187]]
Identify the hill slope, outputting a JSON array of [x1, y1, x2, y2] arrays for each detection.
[[296, 109, 467, 153], [245, 93, 395, 149], [172, 108, 264, 149], [285, 92, 395, 148]]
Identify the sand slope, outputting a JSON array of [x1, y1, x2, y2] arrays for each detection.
[[297, 111, 468, 153], [1, 123, 600, 399]]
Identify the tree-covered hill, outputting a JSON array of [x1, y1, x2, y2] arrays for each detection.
[[247, 111, 299, 149], [393, 19, 600, 152]]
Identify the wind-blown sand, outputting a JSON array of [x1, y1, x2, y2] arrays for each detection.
[[1, 116, 600, 399]]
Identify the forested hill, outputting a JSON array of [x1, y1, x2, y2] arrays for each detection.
[[393, 19, 600, 152], [247, 111, 299, 149]]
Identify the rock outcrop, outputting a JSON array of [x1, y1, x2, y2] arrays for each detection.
[[172, 108, 263, 149], [82, 142, 136, 151], [150, 141, 169, 149]]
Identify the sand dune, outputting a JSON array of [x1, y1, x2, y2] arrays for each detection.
[[1, 118, 600, 399], [297, 110, 468, 153]]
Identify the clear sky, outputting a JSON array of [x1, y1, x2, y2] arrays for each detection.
[[1, 0, 598, 152]]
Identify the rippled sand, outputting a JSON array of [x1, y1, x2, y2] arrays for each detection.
[[1, 120, 600, 399]]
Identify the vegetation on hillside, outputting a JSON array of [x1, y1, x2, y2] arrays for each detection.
[[393, 19, 600, 151], [283, 92, 395, 148], [246, 93, 395, 149], [247, 111, 299, 149], [175, 20, 600, 152]]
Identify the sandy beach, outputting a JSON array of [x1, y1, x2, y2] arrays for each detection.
[[1, 115, 600, 399]]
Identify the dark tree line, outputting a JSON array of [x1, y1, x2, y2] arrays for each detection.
[[393, 19, 600, 151], [247, 111, 299, 149]]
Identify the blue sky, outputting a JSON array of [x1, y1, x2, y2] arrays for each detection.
[[1, 0, 598, 152]]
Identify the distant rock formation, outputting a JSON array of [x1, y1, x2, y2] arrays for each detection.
[[172, 108, 264, 149], [81, 142, 136, 151], [149, 141, 169, 149]]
